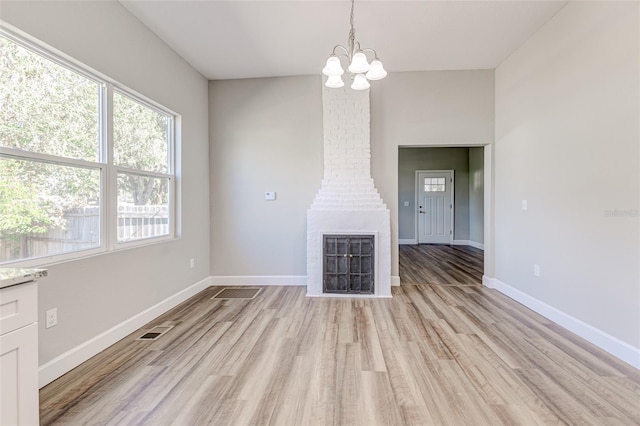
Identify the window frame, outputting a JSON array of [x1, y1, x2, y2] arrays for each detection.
[[0, 27, 179, 267], [109, 86, 176, 250]]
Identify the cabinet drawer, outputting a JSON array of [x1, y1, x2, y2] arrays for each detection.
[[0, 282, 38, 335]]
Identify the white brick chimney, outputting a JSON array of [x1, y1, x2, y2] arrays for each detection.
[[306, 85, 391, 297]]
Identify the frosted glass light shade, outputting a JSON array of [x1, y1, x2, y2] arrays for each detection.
[[325, 75, 345, 88], [351, 73, 370, 90], [322, 56, 344, 76], [366, 60, 387, 80], [348, 52, 370, 74]]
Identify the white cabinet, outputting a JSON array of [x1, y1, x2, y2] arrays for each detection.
[[0, 281, 39, 426]]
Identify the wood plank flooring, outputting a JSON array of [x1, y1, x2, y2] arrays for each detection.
[[400, 244, 484, 285], [40, 285, 640, 425]]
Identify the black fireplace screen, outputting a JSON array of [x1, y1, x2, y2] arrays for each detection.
[[323, 235, 374, 294]]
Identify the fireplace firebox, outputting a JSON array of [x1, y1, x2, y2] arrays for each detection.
[[323, 235, 374, 294]]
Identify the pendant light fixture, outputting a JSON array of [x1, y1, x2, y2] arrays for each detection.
[[322, 0, 387, 90]]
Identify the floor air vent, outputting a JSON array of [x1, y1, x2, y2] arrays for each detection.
[[212, 287, 262, 300], [136, 325, 174, 341]]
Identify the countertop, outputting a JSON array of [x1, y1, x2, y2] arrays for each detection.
[[0, 268, 48, 289]]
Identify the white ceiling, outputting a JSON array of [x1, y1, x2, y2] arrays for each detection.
[[120, 0, 567, 80]]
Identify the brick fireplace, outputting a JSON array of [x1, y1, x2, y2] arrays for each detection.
[[306, 85, 391, 298]]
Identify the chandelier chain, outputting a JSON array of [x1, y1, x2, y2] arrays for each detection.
[[348, 0, 356, 56]]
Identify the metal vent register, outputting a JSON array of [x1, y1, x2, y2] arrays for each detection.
[[212, 288, 262, 300], [323, 235, 374, 294], [137, 325, 174, 341]]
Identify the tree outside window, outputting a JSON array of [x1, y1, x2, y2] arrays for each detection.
[[0, 33, 176, 263]]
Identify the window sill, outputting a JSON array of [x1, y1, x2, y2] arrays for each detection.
[[1, 235, 179, 269]]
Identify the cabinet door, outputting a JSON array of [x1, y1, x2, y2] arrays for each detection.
[[1, 323, 39, 426]]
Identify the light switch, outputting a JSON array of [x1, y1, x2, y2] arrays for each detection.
[[265, 191, 276, 201], [522, 200, 528, 211], [404, 201, 410, 207]]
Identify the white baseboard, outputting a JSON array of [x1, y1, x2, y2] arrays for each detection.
[[453, 240, 484, 250], [38, 276, 212, 388], [400, 239, 485, 250], [210, 276, 306, 286], [482, 276, 640, 370], [212, 275, 400, 288], [398, 239, 417, 245], [468, 240, 484, 250], [482, 275, 493, 288]]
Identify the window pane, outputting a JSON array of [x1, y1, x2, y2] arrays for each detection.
[[0, 36, 100, 161], [117, 173, 169, 242], [425, 184, 446, 192], [0, 157, 101, 262], [113, 92, 169, 173]]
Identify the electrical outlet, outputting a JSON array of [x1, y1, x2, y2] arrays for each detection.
[[533, 264, 541, 277], [189, 258, 195, 269], [46, 308, 57, 328]]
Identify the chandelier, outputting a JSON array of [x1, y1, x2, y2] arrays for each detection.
[[322, 0, 387, 90]]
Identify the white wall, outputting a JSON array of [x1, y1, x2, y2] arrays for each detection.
[[209, 76, 323, 279], [371, 71, 495, 276], [494, 1, 640, 356], [1, 1, 210, 374]]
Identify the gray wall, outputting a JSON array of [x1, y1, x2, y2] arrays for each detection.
[[209, 71, 494, 279], [1, 1, 211, 364], [371, 70, 495, 275], [209, 76, 323, 277], [468, 147, 484, 244], [495, 2, 639, 347], [398, 147, 471, 241]]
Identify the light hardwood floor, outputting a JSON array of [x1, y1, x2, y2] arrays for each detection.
[[400, 244, 484, 285], [40, 285, 640, 425]]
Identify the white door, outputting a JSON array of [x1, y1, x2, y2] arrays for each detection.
[[417, 171, 453, 244]]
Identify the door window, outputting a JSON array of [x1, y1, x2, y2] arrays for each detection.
[[424, 177, 446, 192]]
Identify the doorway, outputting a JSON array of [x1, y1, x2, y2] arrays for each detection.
[[397, 146, 489, 285]]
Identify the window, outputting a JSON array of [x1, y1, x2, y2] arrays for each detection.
[[113, 91, 173, 243], [0, 30, 177, 265], [424, 177, 446, 192]]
